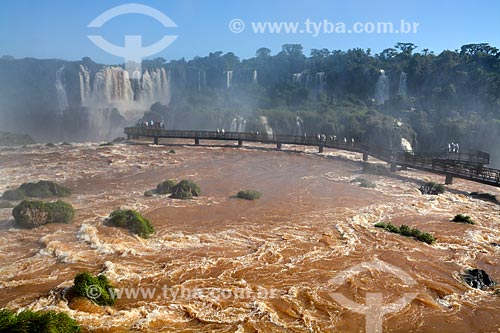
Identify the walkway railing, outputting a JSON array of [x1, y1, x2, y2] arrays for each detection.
[[124, 127, 499, 187]]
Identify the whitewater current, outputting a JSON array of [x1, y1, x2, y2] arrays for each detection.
[[0, 140, 499, 332]]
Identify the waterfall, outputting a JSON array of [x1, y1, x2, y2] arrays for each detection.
[[398, 72, 407, 96], [82, 66, 170, 123], [315, 72, 327, 92], [229, 116, 246, 132], [198, 70, 206, 91], [252, 70, 258, 83], [259, 116, 274, 138], [226, 71, 233, 88], [55, 66, 69, 113], [78, 65, 91, 105], [293, 73, 303, 85], [374, 69, 389, 104], [295, 116, 304, 136]]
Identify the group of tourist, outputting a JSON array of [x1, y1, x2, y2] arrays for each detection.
[[136, 120, 165, 128], [311, 133, 355, 146], [447, 142, 460, 153]]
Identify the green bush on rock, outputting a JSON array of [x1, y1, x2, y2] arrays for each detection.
[[0, 309, 80, 333], [72, 271, 116, 306], [237, 190, 262, 200], [351, 177, 376, 188], [1, 180, 71, 200], [1, 189, 26, 200], [420, 181, 445, 195], [12, 200, 75, 228], [452, 214, 475, 225], [170, 180, 201, 199], [155, 179, 176, 195], [106, 209, 155, 238], [375, 222, 436, 244]]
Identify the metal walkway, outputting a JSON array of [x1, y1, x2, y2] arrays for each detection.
[[124, 127, 500, 187]]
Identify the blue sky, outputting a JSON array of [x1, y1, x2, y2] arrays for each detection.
[[1, 0, 499, 63]]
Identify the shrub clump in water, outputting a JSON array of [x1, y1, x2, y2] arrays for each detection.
[[374, 222, 436, 244], [106, 208, 155, 238], [420, 181, 445, 195], [351, 177, 376, 188], [452, 214, 475, 225], [71, 271, 116, 306], [2, 180, 71, 200], [170, 180, 201, 200], [469, 192, 499, 204], [362, 163, 389, 176], [155, 179, 176, 195], [12, 200, 75, 228], [0, 309, 80, 333], [237, 190, 262, 200], [1, 189, 26, 200]]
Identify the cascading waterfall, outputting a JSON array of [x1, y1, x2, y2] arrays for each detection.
[[226, 71, 233, 88], [78, 65, 90, 105], [198, 70, 206, 91], [252, 70, 258, 83], [315, 72, 327, 92], [398, 71, 407, 96], [292, 73, 303, 85], [55, 66, 69, 114], [374, 69, 389, 104], [259, 116, 274, 138], [295, 116, 304, 136], [78, 65, 170, 139], [85, 66, 169, 108], [229, 116, 246, 132]]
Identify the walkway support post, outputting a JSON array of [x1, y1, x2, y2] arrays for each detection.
[[390, 163, 397, 172], [195, 138, 200, 145], [277, 142, 282, 150], [153, 137, 159, 145], [319, 145, 324, 153], [445, 174, 454, 185], [363, 152, 369, 161], [238, 139, 243, 147]]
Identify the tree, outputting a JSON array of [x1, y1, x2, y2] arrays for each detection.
[[256, 47, 271, 58]]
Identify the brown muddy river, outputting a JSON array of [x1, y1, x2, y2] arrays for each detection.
[[0, 140, 499, 332]]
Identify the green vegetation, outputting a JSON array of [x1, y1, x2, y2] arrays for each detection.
[[12, 200, 75, 228], [71, 271, 116, 306], [61, 142, 72, 146], [1, 189, 26, 200], [170, 180, 201, 199], [2, 181, 71, 200], [469, 192, 499, 204], [420, 181, 445, 195], [0, 309, 80, 333], [45, 143, 55, 147], [0, 132, 35, 146], [351, 177, 376, 188], [168, 149, 176, 154], [0, 201, 13, 209], [112, 137, 126, 143], [155, 179, 176, 195], [237, 190, 262, 200], [106, 208, 155, 238], [99, 142, 113, 147], [452, 214, 475, 225], [375, 222, 436, 244], [361, 163, 389, 176], [19, 180, 71, 198]]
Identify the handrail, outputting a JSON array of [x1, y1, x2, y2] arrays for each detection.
[[124, 127, 499, 187]]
